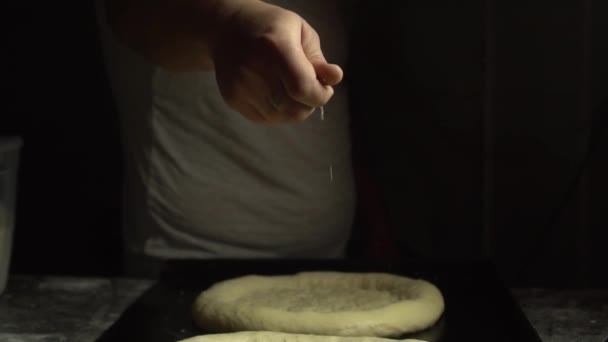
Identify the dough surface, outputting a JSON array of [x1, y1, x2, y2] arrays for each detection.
[[192, 272, 444, 337], [178, 331, 428, 342]]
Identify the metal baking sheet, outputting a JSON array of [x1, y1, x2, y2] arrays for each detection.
[[96, 259, 542, 342]]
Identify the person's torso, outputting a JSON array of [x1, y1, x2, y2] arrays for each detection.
[[95, 0, 356, 258]]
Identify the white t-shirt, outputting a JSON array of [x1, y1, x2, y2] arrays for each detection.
[[95, 0, 355, 259]]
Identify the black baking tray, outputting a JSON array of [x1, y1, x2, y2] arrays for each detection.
[[96, 259, 542, 342]]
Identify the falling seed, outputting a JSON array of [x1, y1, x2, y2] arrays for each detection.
[[320, 106, 325, 121]]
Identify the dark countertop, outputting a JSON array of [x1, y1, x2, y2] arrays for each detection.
[[0, 276, 152, 341], [513, 288, 608, 342], [0, 276, 607, 342]]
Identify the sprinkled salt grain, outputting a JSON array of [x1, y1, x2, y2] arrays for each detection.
[[319, 106, 332, 182]]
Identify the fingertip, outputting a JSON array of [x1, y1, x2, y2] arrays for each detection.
[[316, 63, 343, 86], [323, 84, 335, 102], [329, 63, 344, 83]]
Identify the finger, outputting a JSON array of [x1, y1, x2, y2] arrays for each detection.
[[244, 103, 268, 123], [265, 85, 316, 122], [300, 20, 343, 86], [218, 70, 271, 124], [237, 67, 314, 122], [229, 99, 268, 123], [274, 42, 333, 108], [313, 62, 343, 86]]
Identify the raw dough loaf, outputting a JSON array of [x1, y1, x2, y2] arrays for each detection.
[[178, 331, 428, 342], [192, 272, 444, 337]]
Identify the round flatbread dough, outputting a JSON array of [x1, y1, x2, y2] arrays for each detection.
[[178, 331, 428, 342], [192, 272, 444, 337]]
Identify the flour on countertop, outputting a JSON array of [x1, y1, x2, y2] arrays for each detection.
[[37, 278, 106, 292]]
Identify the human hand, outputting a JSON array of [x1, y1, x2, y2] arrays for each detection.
[[211, 0, 343, 123]]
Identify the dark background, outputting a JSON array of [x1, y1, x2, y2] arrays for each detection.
[[2, 1, 607, 287]]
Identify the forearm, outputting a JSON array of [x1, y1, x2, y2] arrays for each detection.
[[104, 0, 250, 71]]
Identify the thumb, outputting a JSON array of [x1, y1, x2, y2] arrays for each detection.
[[311, 61, 343, 86], [301, 20, 343, 86]]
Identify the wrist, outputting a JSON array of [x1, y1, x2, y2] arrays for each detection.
[[199, 0, 254, 56]]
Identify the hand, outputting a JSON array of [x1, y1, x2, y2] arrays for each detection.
[[211, 0, 343, 123]]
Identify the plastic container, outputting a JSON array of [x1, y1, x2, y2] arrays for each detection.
[[0, 137, 22, 295]]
